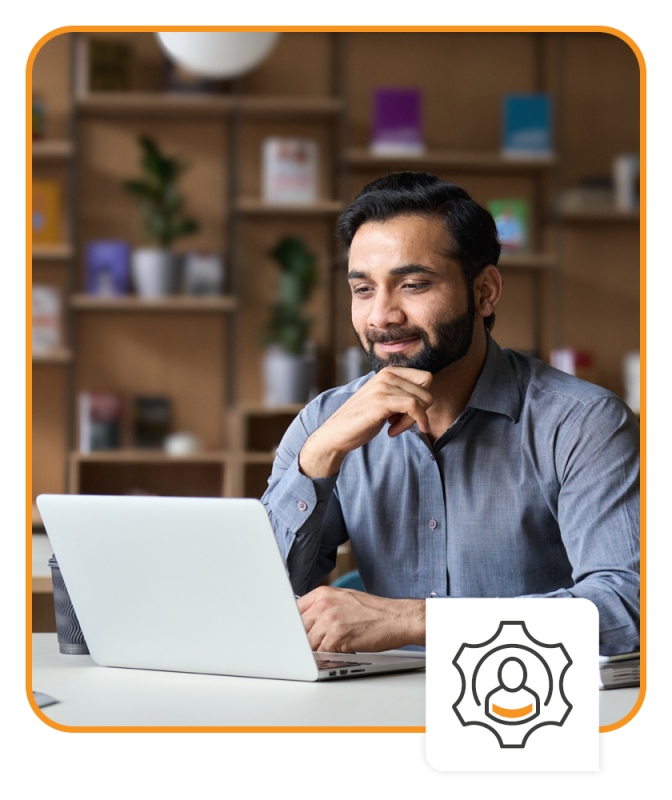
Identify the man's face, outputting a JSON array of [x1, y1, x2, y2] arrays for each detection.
[[348, 214, 476, 374]]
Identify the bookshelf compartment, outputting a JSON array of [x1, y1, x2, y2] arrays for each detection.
[[74, 459, 226, 498]]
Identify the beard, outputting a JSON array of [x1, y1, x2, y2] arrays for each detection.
[[354, 290, 476, 375]]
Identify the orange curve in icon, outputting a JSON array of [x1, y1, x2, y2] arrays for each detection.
[[491, 703, 533, 719]]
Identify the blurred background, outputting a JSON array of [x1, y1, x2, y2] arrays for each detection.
[[31, 31, 640, 628]]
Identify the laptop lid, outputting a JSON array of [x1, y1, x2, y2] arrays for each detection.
[[36, 495, 320, 681]]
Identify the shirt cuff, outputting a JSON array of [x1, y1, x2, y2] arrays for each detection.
[[266, 456, 338, 532]]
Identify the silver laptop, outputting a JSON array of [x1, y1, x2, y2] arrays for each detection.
[[36, 495, 425, 681]]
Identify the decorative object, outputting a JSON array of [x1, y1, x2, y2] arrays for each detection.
[[85, 240, 131, 296], [155, 32, 280, 79], [183, 251, 225, 295], [501, 93, 553, 159], [262, 138, 319, 205], [32, 285, 61, 355], [371, 88, 424, 156], [164, 431, 202, 456], [124, 136, 199, 299], [261, 237, 318, 406], [488, 198, 529, 252]]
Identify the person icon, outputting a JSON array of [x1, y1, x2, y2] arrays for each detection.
[[485, 656, 540, 725]]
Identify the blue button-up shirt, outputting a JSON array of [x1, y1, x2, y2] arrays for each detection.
[[262, 337, 640, 655]]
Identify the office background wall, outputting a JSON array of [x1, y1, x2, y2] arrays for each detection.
[[31, 31, 640, 625]]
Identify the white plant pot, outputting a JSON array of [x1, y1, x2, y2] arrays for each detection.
[[262, 345, 310, 407], [131, 248, 175, 299]]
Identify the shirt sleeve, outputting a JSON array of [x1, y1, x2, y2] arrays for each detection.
[[526, 397, 640, 655], [261, 405, 349, 596]]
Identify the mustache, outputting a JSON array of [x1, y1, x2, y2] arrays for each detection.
[[365, 326, 427, 345]]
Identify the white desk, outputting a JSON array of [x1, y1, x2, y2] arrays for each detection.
[[31, 634, 639, 729]]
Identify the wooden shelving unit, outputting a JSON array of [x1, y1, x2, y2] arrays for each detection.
[[32, 243, 74, 261], [346, 147, 557, 172], [31, 30, 640, 529], [70, 294, 238, 312], [236, 198, 344, 216]]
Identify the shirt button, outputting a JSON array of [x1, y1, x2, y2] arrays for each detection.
[[316, 501, 324, 510], [297, 501, 307, 511], [429, 518, 437, 530], [429, 592, 438, 598], [429, 454, 435, 461]]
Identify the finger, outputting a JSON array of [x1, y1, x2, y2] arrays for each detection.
[[378, 372, 434, 408], [383, 395, 431, 435], [382, 366, 433, 389], [296, 589, 321, 614]]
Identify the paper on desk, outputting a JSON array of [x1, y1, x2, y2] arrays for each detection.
[[33, 691, 58, 709]]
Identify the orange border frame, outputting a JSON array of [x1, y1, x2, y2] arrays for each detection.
[[26, 25, 646, 735]]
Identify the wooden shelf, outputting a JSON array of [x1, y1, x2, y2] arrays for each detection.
[[32, 243, 73, 261], [236, 403, 305, 415], [32, 503, 43, 528], [346, 148, 557, 172], [32, 139, 74, 159], [77, 93, 343, 119], [72, 450, 230, 464], [559, 207, 640, 222], [32, 576, 53, 594], [71, 294, 238, 312], [499, 253, 558, 270], [32, 348, 72, 364], [236, 198, 344, 216]]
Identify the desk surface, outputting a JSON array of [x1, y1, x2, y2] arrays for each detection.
[[31, 635, 639, 729]]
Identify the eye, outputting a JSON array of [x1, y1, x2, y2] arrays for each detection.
[[404, 282, 430, 291], [353, 286, 373, 296]]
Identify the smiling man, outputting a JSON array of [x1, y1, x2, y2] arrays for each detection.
[[261, 172, 640, 657]]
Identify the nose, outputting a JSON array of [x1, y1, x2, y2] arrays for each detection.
[[367, 287, 406, 330]]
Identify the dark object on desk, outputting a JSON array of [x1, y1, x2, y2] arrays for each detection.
[[599, 652, 640, 690], [48, 555, 89, 655]]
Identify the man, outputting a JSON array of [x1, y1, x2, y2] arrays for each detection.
[[261, 172, 640, 657]]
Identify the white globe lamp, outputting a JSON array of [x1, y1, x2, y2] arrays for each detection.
[[155, 32, 280, 79]]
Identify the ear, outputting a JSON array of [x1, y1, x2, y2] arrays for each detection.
[[474, 266, 502, 320]]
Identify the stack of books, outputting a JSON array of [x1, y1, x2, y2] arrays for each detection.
[[599, 652, 640, 691]]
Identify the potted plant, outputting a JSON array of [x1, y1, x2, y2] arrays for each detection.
[[123, 136, 199, 298], [261, 237, 318, 406]]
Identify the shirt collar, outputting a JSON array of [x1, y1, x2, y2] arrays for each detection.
[[466, 336, 522, 423]]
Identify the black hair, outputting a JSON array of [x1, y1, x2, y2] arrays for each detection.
[[336, 172, 501, 332]]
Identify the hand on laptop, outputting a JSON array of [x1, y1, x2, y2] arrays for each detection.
[[296, 585, 425, 653]]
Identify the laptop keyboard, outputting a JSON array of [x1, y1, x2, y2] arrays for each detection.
[[313, 654, 373, 670]]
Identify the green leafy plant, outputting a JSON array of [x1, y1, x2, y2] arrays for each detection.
[[123, 136, 199, 248], [262, 237, 318, 356]]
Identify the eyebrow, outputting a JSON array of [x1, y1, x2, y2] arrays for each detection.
[[347, 264, 438, 280]]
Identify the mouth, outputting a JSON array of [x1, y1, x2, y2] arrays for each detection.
[[374, 337, 422, 354]]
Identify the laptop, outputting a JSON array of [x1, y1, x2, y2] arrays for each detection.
[[36, 494, 425, 682]]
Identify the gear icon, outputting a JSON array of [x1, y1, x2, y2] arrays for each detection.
[[452, 620, 572, 748]]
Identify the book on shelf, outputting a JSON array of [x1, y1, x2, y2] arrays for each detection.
[[75, 36, 134, 94], [79, 392, 123, 453], [501, 93, 553, 159], [32, 285, 61, 355], [550, 349, 595, 384], [262, 138, 319, 205], [133, 396, 171, 448], [613, 154, 640, 211], [32, 181, 61, 244], [85, 240, 131, 296], [371, 88, 424, 156], [182, 251, 225, 295], [599, 652, 640, 691], [488, 199, 529, 252]]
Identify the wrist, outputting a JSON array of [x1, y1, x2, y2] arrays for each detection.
[[397, 599, 426, 647], [299, 429, 346, 479]]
